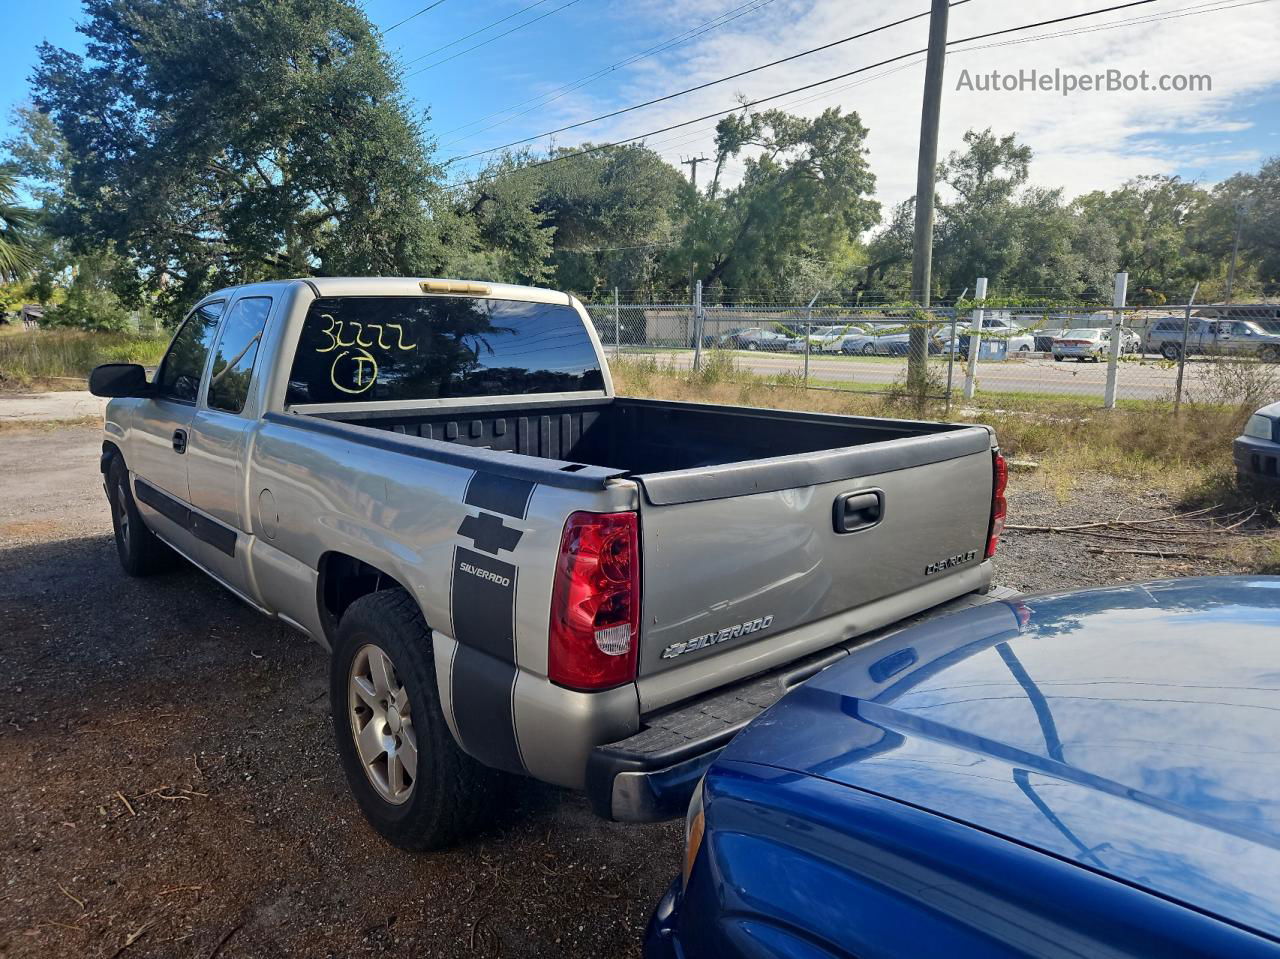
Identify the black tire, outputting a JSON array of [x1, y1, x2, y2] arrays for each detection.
[[1260, 345, 1280, 364], [105, 454, 170, 577], [862, 343, 875, 356], [330, 588, 507, 851], [746, 342, 758, 351], [1053, 355, 1063, 362], [1161, 343, 1181, 361]]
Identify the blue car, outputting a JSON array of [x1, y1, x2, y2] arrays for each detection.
[[646, 577, 1280, 958]]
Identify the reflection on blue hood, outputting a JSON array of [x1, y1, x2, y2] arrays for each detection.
[[722, 577, 1280, 938]]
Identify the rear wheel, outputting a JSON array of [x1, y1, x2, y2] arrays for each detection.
[[1161, 342, 1182, 361], [330, 589, 507, 851], [862, 343, 875, 356], [1260, 345, 1280, 363], [746, 342, 758, 351], [1053, 355, 1063, 362], [105, 455, 170, 577]]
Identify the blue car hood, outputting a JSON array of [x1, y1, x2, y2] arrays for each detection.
[[722, 577, 1280, 937]]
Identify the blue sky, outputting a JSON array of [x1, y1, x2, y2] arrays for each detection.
[[3, 0, 1279, 206]]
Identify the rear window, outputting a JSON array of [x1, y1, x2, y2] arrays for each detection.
[[286, 296, 604, 405]]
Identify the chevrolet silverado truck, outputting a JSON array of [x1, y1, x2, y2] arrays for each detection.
[[88, 277, 1007, 850]]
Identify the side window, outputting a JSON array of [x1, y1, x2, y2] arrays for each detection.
[[156, 301, 224, 403], [207, 297, 273, 414]]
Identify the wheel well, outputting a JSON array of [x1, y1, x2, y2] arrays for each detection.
[[317, 552, 407, 640], [101, 440, 123, 474]]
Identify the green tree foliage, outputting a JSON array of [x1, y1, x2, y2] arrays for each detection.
[[540, 144, 691, 297], [1075, 175, 1213, 302], [865, 129, 1121, 302], [449, 150, 557, 285], [680, 107, 879, 300], [0, 167, 36, 282], [31, 0, 447, 318], [1198, 158, 1280, 296]]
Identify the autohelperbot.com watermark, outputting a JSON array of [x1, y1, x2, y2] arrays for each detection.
[[955, 67, 1212, 96]]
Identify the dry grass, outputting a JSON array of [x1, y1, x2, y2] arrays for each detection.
[[611, 355, 1280, 569], [0, 330, 168, 392]]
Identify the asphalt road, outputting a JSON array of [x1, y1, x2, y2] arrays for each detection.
[[0, 423, 1246, 958], [617, 348, 1215, 401]]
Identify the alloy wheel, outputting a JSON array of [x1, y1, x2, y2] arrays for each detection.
[[348, 643, 418, 805]]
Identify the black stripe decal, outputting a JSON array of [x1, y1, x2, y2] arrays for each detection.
[[133, 478, 237, 558], [451, 645, 523, 774], [464, 471, 535, 520], [451, 546, 516, 662], [449, 544, 523, 772]]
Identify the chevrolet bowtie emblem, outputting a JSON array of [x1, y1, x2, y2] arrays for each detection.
[[458, 511, 523, 555]]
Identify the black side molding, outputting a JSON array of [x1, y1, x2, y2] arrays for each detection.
[[133, 478, 238, 558]]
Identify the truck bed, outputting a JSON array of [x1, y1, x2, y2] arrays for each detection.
[[288, 395, 996, 696], [305, 395, 984, 492]]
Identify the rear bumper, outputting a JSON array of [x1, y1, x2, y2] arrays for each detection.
[[1234, 436, 1280, 483], [588, 583, 1018, 822], [585, 645, 846, 821]]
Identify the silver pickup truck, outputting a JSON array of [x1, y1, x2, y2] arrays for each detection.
[[88, 277, 1006, 850]]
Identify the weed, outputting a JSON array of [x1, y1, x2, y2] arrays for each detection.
[[0, 330, 169, 391]]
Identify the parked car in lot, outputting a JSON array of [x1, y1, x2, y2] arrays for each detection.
[[842, 325, 945, 356], [1050, 326, 1138, 361], [647, 576, 1280, 959], [1236, 400, 1280, 487], [89, 277, 1006, 850], [786, 323, 865, 353], [711, 326, 790, 351], [1033, 327, 1068, 352], [1146, 317, 1280, 362], [1052, 327, 1110, 362]]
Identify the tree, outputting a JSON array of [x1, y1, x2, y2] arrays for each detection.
[[1074, 175, 1212, 302], [31, 0, 448, 319], [538, 144, 691, 297], [679, 106, 879, 300], [0, 168, 35, 282]]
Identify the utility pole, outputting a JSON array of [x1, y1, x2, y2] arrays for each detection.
[[907, 0, 950, 388], [680, 155, 710, 190], [1225, 195, 1252, 302]]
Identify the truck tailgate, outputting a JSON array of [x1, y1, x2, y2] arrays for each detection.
[[632, 428, 994, 680]]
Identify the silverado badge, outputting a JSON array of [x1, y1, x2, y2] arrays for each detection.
[[661, 615, 775, 660]]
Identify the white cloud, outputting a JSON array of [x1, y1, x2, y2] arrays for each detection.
[[538, 0, 1280, 206]]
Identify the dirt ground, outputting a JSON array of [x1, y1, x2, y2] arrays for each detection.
[[0, 424, 1255, 958]]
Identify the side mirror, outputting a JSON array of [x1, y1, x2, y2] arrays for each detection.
[[89, 363, 151, 398]]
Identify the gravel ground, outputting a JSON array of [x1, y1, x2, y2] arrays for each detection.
[[0, 425, 1252, 958]]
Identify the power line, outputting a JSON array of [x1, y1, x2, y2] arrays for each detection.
[[437, 0, 777, 144], [447, 0, 1162, 189], [382, 0, 448, 33], [444, 2, 971, 164], [403, 0, 585, 76]]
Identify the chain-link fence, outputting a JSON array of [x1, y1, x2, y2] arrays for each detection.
[[583, 291, 1280, 410]]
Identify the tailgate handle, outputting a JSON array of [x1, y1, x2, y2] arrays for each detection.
[[834, 490, 882, 534]]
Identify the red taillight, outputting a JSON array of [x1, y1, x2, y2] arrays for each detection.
[[548, 511, 640, 691], [986, 450, 1008, 558]]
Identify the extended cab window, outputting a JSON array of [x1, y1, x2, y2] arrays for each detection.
[[207, 297, 272, 414], [286, 296, 604, 405], [156, 301, 224, 403]]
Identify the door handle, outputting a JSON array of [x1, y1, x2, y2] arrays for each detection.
[[172, 429, 188, 454], [834, 489, 883, 534]]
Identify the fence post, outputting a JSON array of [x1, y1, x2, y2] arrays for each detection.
[[963, 277, 987, 400], [1173, 281, 1200, 414], [613, 287, 620, 351], [692, 280, 704, 372], [944, 286, 966, 414], [803, 292, 819, 386], [1104, 272, 1128, 410]]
